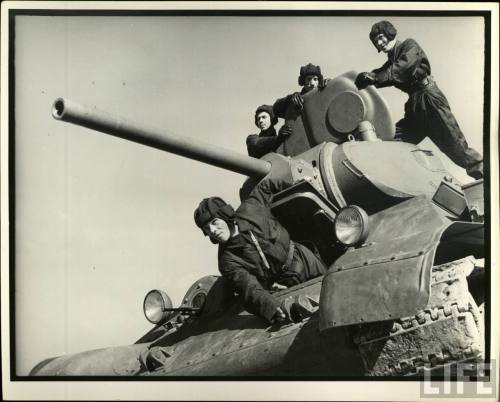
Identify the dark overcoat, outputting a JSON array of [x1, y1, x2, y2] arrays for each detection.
[[217, 176, 326, 322], [246, 127, 284, 158]]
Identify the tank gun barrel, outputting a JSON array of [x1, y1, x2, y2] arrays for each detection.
[[52, 98, 271, 178]]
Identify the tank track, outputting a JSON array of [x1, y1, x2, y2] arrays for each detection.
[[351, 257, 484, 377]]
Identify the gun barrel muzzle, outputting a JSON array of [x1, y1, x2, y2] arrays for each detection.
[[52, 98, 271, 178]]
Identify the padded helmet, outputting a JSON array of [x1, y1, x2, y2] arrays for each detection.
[[298, 63, 323, 86], [254, 105, 278, 127], [194, 197, 235, 231], [369, 20, 398, 44]]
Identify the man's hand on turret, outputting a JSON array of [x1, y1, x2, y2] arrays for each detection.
[[320, 78, 330, 89], [278, 125, 293, 139], [355, 72, 376, 90], [291, 92, 304, 110], [272, 306, 289, 324]]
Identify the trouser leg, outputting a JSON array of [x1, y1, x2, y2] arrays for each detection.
[[426, 98, 483, 178], [399, 87, 484, 179], [394, 100, 426, 144]]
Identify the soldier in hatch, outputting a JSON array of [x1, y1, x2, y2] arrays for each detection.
[[355, 20, 483, 180], [273, 63, 327, 118], [246, 105, 293, 158], [193, 176, 326, 325]]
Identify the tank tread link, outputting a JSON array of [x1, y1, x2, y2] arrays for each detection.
[[351, 256, 484, 376]]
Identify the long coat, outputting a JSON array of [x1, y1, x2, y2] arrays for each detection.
[[217, 176, 326, 322], [371, 39, 482, 175]]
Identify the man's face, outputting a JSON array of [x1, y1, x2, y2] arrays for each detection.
[[303, 75, 320, 90], [373, 33, 395, 53], [203, 218, 231, 244], [256, 111, 271, 131]]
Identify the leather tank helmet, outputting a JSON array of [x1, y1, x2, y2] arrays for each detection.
[[298, 63, 324, 87], [254, 104, 278, 128]]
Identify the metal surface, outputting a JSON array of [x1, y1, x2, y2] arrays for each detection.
[[318, 141, 346, 210], [356, 120, 379, 141], [327, 90, 366, 133], [52, 98, 271, 178], [319, 196, 450, 330], [462, 179, 484, 221], [354, 259, 483, 376], [329, 140, 450, 213], [304, 71, 395, 145], [432, 180, 467, 216], [29, 344, 147, 376]]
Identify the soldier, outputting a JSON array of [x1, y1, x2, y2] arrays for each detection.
[[193, 176, 326, 325], [246, 105, 293, 158], [273, 63, 327, 118], [355, 20, 483, 180]]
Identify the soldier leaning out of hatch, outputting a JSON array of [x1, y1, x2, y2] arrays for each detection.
[[272, 63, 328, 118], [355, 20, 483, 180], [246, 105, 293, 158], [193, 176, 326, 325]]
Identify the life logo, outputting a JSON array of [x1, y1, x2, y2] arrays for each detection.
[[420, 360, 497, 398]]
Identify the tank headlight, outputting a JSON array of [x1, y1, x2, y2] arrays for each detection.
[[143, 289, 173, 324], [334, 206, 369, 246]]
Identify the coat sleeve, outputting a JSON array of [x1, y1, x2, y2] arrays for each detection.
[[246, 134, 283, 158], [372, 39, 425, 87], [272, 94, 293, 119], [243, 168, 294, 209], [219, 258, 280, 322]]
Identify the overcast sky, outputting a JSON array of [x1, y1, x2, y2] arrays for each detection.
[[12, 13, 487, 376]]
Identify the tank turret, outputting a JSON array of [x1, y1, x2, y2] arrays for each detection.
[[32, 72, 485, 377]]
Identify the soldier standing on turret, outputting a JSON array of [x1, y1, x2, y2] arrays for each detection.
[[193, 176, 326, 325], [246, 105, 292, 158], [355, 20, 483, 180]]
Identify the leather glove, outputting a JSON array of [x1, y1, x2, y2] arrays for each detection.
[[355, 72, 376, 90], [278, 125, 293, 139], [272, 297, 294, 325], [272, 306, 289, 324], [320, 78, 330, 89], [271, 295, 319, 325], [291, 92, 304, 110]]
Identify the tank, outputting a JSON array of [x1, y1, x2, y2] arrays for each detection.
[[30, 71, 486, 377]]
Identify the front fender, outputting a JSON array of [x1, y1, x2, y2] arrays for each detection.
[[29, 343, 148, 376], [318, 195, 476, 331]]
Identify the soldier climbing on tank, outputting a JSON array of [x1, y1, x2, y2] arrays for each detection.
[[273, 63, 328, 118], [193, 175, 326, 325], [246, 105, 293, 158], [355, 20, 483, 180]]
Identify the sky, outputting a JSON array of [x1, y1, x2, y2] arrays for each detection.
[[9, 12, 488, 377]]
